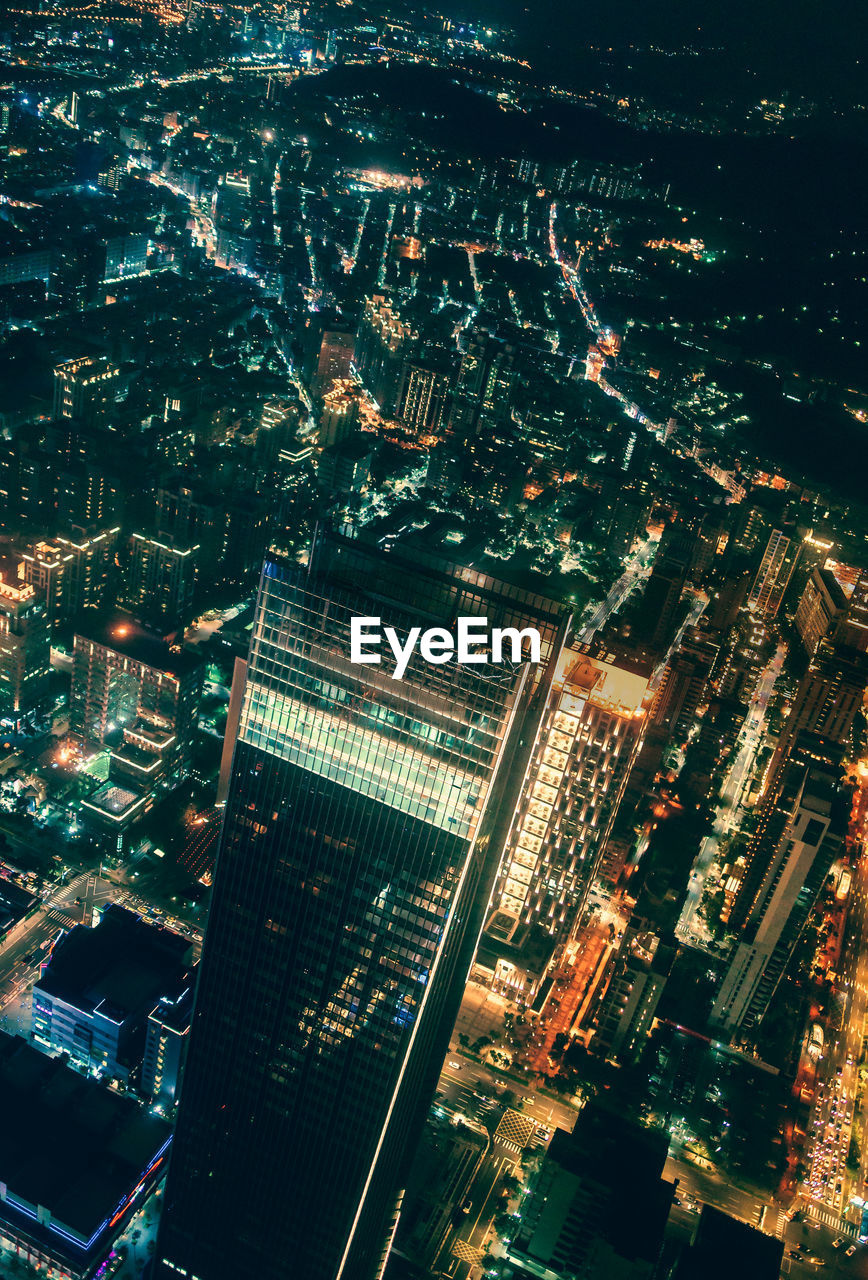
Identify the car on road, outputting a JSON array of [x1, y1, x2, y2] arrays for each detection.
[[833, 1237, 846, 1249], [448, 1060, 462, 1070], [847, 1245, 858, 1257]]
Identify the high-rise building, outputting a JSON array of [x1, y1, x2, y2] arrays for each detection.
[[103, 232, 149, 283], [794, 564, 848, 655], [142, 983, 194, 1110], [485, 640, 650, 969], [314, 327, 354, 392], [636, 530, 692, 651], [747, 528, 800, 617], [155, 481, 273, 592], [396, 362, 452, 436], [213, 172, 253, 271], [59, 525, 121, 612], [650, 626, 719, 742], [835, 567, 868, 652], [32, 905, 193, 1082], [22, 526, 120, 626], [0, 576, 50, 722], [449, 335, 491, 440], [125, 533, 199, 632], [154, 536, 566, 1280], [592, 916, 676, 1064], [711, 736, 845, 1036], [498, 1103, 674, 1280], [317, 434, 373, 497], [354, 295, 417, 415], [593, 473, 651, 561], [671, 1204, 783, 1280], [52, 355, 122, 426], [20, 541, 75, 630], [318, 381, 360, 449], [70, 615, 203, 777], [766, 641, 868, 788]]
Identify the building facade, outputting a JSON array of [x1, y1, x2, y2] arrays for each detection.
[[747, 528, 800, 617], [0, 577, 50, 722], [485, 641, 650, 982], [69, 616, 203, 777], [711, 736, 845, 1036], [154, 537, 565, 1280]]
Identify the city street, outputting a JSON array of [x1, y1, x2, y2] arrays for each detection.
[[433, 1049, 572, 1279], [577, 535, 658, 641], [798, 771, 868, 1245]]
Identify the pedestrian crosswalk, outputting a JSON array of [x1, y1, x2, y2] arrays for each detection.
[[767, 1207, 789, 1239], [806, 1202, 857, 1235], [497, 1139, 522, 1157], [47, 909, 79, 930]]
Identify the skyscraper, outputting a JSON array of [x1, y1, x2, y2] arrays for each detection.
[[354, 295, 417, 415], [483, 640, 650, 992], [747, 528, 800, 617], [125, 532, 199, 633], [52, 355, 121, 426], [650, 626, 719, 743], [70, 615, 203, 776], [155, 535, 566, 1280], [0, 576, 50, 721], [396, 362, 453, 436], [765, 641, 868, 791], [711, 735, 845, 1037], [793, 564, 848, 656]]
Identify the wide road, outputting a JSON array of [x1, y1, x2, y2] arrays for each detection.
[[434, 1055, 563, 1279], [800, 771, 868, 1231], [438, 1053, 578, 1134], [0, 871, 101, 1018]]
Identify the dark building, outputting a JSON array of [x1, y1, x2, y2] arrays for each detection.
[[354, 294, 417, 415], [635, 526, 693, 651], [668, 1204, 783, 1279], [650, 626, 719, 743], [124, 532, 199, 633], [499, 1103, 674, 1279], [154, 534, 566, 1280], [317, 433, 373, 497], [766, 641, 868, 790], [52, 355, 122, 427], [0, 1031, 171, 1280], [593, 915, 676, 1064]]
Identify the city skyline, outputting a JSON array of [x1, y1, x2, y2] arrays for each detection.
[[0, 2, 865, 1278]]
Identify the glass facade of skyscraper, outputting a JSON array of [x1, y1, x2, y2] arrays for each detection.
[[155, 540, 565, 1280]]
